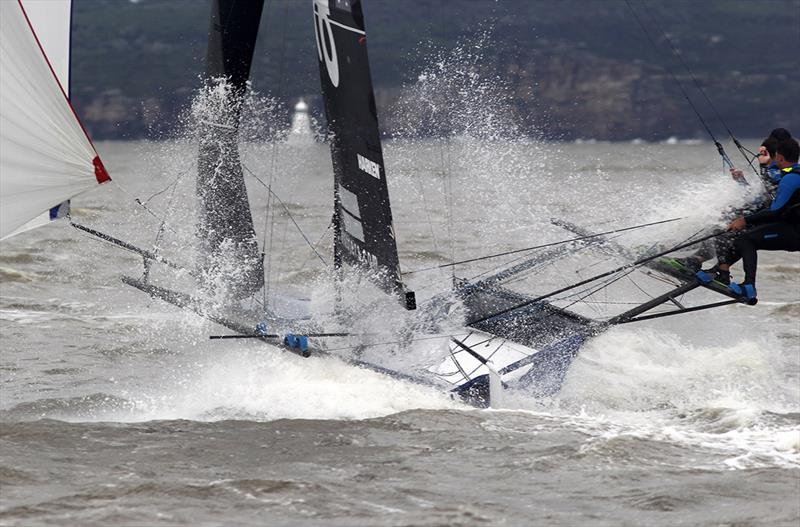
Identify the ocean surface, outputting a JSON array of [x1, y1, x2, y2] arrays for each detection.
[[1, 138, 798, 526]]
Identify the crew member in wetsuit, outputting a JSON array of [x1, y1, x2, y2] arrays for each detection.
[[745, 127, 791, 197], [659, 129, 792, 280], [758, 136, 781, 194], [706, 138, 800, 299]]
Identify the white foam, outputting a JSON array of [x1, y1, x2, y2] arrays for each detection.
[[109, 342, 460, 423]]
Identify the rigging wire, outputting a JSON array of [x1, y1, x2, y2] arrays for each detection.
[[639, 1, 760, 173], [496, 231, 628, 289], [111, 182, 191, 241], [463, 338, 512, 380], [297, 221, 332, 273], [261, 0, 292, 309], [440, 136, 457, 285], [622, 0, 748, 179], [413, 168, 441, 254], [140, 167, 191, 206], [559, 266, 638, 312], [321, 332, 458, 354], [435, 0, 457, 287], [243, 163, 327, 266], [467, 228, 728, 326], [403, 216, 684, 275], [144, 170, 185, 281]]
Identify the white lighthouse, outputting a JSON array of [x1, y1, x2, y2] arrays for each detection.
[[287, 98, 314, 143]]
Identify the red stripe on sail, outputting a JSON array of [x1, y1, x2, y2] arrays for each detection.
[[16, 0, 111, 183], [93, 156, 110, 184]]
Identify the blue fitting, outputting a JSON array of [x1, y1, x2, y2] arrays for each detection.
[[283, 334, 309, 352], [255, 322, 269, 336], [695, 270, 714, 284]]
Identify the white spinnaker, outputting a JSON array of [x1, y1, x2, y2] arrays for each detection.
[[0, 0, 109, 240], [21, 0, 71, 91], [5, 0, 73, 238]]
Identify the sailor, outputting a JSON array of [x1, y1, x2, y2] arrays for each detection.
[[706, 138, 800, 299], [658, 129, 793, 280], [733, 128, 791, 197], [756, 136, 782, 195], [769, 127, 792, 142]]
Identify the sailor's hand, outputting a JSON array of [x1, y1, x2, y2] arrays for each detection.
[[728, 217, 747, 231], [757, 146, 770, 165], [729, 168, 746, 182]]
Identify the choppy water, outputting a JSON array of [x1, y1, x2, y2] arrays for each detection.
[[1, 138, 799, 526]]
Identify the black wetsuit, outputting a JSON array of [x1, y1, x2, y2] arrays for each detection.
[[718, 165, 800, 285]]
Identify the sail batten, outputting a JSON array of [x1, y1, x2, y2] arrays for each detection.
[[0, 0, 108, 240]]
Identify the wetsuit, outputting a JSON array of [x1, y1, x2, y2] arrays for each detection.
[[719, 164, 800, 285], [687, 163, 780, 266], [757, 160, 782, 200]]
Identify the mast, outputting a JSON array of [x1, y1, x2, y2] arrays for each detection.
[[313, 0, 413, 308], [197, 0, 265, 300]]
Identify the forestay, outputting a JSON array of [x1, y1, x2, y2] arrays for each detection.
[[0, 0, 109, 240]]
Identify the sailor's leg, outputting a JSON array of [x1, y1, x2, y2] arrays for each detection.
[[715, 232, 741, 270], [733, 232, 758, 285], [686, 226, 721, 264], [693, 238, 717, 262], [733, 222, 800, 285]]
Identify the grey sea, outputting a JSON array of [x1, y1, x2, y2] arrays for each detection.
[[1, 138, 798, 526]]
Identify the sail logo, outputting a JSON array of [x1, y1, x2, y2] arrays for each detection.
[[342, 232, 379, 271], [313, 0, 339, 87], [357, 154, 381, 179]]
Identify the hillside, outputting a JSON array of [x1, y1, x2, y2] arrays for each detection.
[[71, 0, 799, 141]]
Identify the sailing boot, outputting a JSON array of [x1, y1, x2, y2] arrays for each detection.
[[729, 282, 757, 301]]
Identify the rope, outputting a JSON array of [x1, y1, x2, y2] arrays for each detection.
[[643, 1, 760, 175], [623, 0, 745, 179]]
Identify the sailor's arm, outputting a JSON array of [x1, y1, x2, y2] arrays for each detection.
[[732, 173, 800, 228], [729, 167, 747, 184]]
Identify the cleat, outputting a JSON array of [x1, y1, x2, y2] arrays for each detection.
[[729, 282, 757, 301]]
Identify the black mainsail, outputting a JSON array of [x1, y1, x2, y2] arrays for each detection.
[[314, 0, 411, 304], [197, 0, 265, 299]]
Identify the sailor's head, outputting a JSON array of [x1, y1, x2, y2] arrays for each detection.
[[775, 138, 799, 169], [769, 128, 792, 142], [758, 137, 778, 164]]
